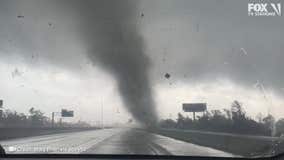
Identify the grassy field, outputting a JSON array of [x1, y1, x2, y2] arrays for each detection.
[[152, 129, 284, 157]]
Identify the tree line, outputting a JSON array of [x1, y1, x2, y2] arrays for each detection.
[[159, 100, 284, 137], [0, 107, 91, 128]]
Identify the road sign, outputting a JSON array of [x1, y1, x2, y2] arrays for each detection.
[[182, 103, 207, 121], [61, 109, 74, 117], [182, 103, 207, 112]]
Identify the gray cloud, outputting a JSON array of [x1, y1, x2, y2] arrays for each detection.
[[140, 0, 284, 95], [0, 0, 284, 124]]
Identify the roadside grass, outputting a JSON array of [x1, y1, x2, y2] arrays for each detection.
[[152, 129, 284, 157]]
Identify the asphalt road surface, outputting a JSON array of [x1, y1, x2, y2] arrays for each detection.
[[0, 128, 236, 157]]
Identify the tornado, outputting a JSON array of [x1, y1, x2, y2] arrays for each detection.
[[74, 0, 158, 126]]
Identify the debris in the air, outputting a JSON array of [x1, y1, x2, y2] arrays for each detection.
[[240, 48, 248, 55], [11, 68, 23, 78], [253, 80, 269, 101], [253, 80, 263, 89], [253, 80, 260, 88], [196, 23, 199, 32], [17, 15, 24, 18], [164, 73, 171, 79]]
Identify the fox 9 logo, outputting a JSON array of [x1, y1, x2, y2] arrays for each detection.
[[248, 2, 281, 16]]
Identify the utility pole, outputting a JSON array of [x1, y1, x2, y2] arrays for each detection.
[[101, 98, 104, 129], [0, 100, 3, 119], [59, 118, 62, 127], [51, 111, 62, 128], [51, 112, 55, 128]]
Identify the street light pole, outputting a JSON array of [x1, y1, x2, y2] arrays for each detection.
[[51, 111, 61, 128], [52, 112, 55, 128], [101, 98, 104, 129], [0, 100, 3, 119]]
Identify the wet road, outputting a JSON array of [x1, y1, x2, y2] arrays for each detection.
[[0, 128, 236, 157]]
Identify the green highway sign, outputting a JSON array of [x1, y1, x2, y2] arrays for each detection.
[[61, 109, 74, 117]]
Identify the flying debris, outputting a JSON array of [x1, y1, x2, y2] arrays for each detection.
[[253, 80, 261, 89], [17, 15, 24, 18], [196, 23, 199, 32], [240, 48, 248, 55], [128, 119, 133, 123], [11, 68, 23, 78], [165, 73, 171, 79]]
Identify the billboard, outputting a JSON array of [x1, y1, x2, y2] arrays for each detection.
[[61, 109, 74, 117], [183, 103, 207, 112]]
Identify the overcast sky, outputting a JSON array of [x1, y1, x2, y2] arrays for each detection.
[[0, 0, 284, 125]]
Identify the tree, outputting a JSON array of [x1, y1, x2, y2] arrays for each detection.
[[231, 101, 248, 132], [276, 118, 284, 136], [0, 108, 91, 128], [210, 110, 231, 132], [159, 119, 176, 128], [158, 100, 278, 136], [256, 113, 263, 123], [2, 110, 28, 127], [263, 114, 275, 136], [197, 111, 211, 129], [231, 100, 246, 121], [223, 109, 232, 120], [28, 107, 47, 127], [176, 113, 186, 129]]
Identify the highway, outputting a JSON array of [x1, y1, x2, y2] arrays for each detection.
[[0, 128, 236, 157]]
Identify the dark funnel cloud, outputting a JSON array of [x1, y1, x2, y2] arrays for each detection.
[[68, 0, 158, 125]]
